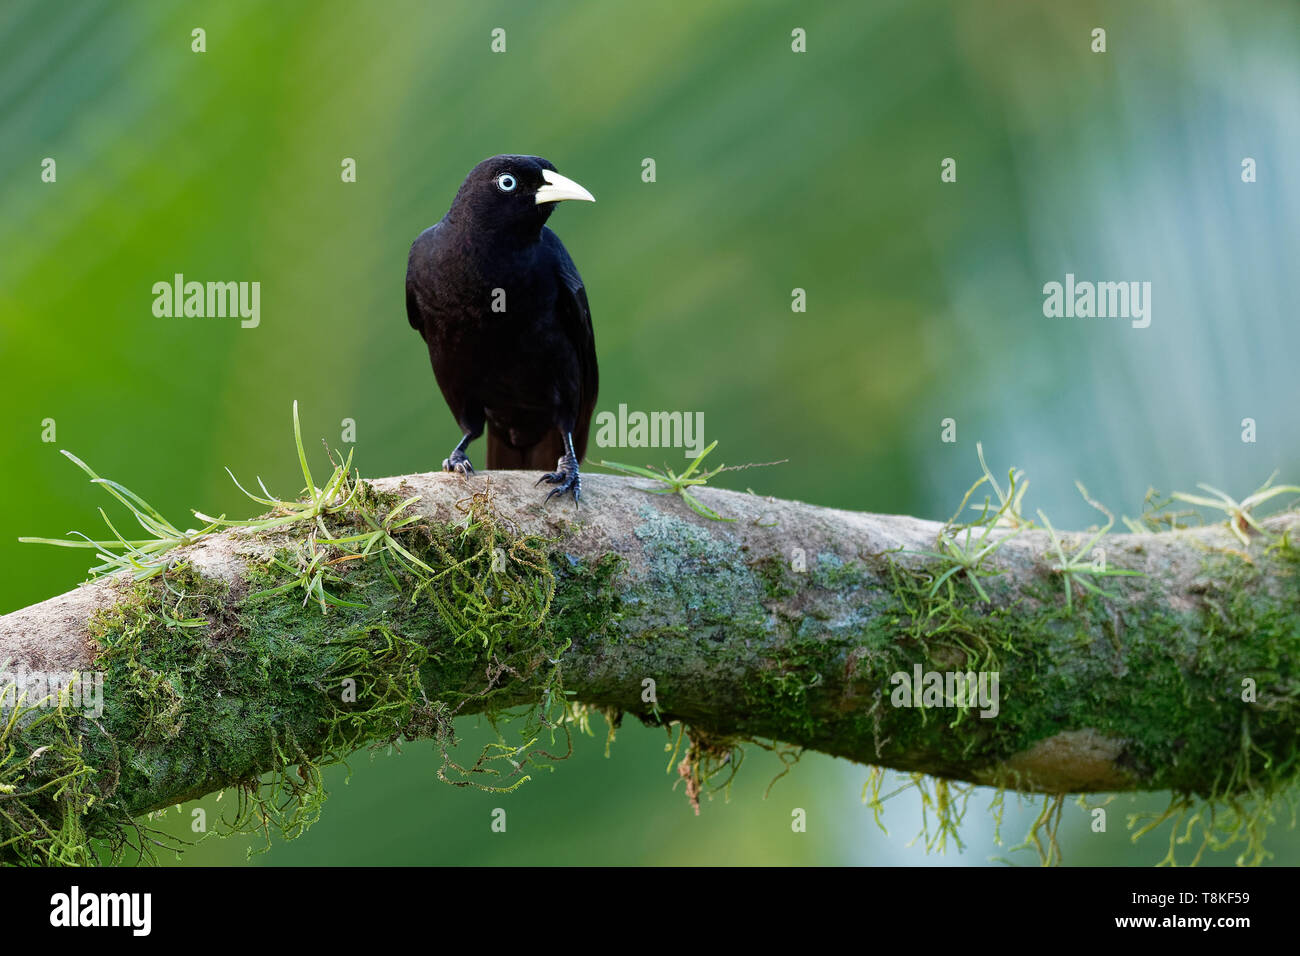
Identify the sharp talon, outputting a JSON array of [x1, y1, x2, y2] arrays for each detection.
[[539, 455, 581, 507], [442, 450, 475, 476]]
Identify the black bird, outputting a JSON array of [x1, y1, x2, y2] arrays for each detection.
[[406, 155, 599, 505]]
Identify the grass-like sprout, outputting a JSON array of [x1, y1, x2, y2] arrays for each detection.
[[967, 442, 1032, 529], [598, 440, 782, 522], [1121, 487, 1202, 534], [1170, 472, 1300, 547], [907, 443, 1028, 603], [910, 528, 1012, 604], [1038, 483, 1144, 613], [21, 402, 437, 612], [245, 537, 371, 612], [312, 491, 437, 593], [189, 401, 434, 612], [193, 399, 363, 535], [21, 399, 559, 633], [18, 453, 225, 580]]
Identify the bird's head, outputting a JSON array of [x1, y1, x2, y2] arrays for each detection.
[[447, 154, 595, 238]]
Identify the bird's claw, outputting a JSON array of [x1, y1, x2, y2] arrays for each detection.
[[442, 449, 475, 476], [536, 454, 581, 506]]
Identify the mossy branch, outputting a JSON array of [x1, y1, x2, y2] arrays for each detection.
[[2, 468, 1298, 864]]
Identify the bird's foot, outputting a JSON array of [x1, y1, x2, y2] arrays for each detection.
[[442, 448, 475, 476], [536, 453, 581, 506]]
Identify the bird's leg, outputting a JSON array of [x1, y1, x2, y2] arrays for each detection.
[[536, 431, 581, 506], [442, 433, 475, 476]]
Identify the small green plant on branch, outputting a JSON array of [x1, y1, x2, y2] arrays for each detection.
[[1122, 487, 1202, 534], [967, 442, 1033, 529], [598, 440, 782, 522], [1171, 473, 1300, 547], [1038, 483, 1144, 613], [18, 455, 224, 581], [906, 443, 1029, 603]]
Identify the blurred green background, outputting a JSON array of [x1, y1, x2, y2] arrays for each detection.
[[2, 0, 1298, 865]]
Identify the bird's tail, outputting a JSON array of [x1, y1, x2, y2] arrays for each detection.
[[485, 426, 567, 471]]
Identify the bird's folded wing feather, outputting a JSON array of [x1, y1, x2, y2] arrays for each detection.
[[546, 230, 599, 452], [405, 223, 442, 335]]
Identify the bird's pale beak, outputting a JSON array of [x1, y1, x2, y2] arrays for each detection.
[[535, 168, 596, 205]]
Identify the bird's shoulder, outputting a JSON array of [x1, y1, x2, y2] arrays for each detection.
[[540, 226, 585, 295], [408, 221, 447, 266]]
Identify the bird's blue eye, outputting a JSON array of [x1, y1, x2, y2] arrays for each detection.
[[496, 173, 517, 192]]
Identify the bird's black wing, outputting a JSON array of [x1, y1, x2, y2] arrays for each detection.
[[543, 228, 599, 461], [405, 223, 441, 336]]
